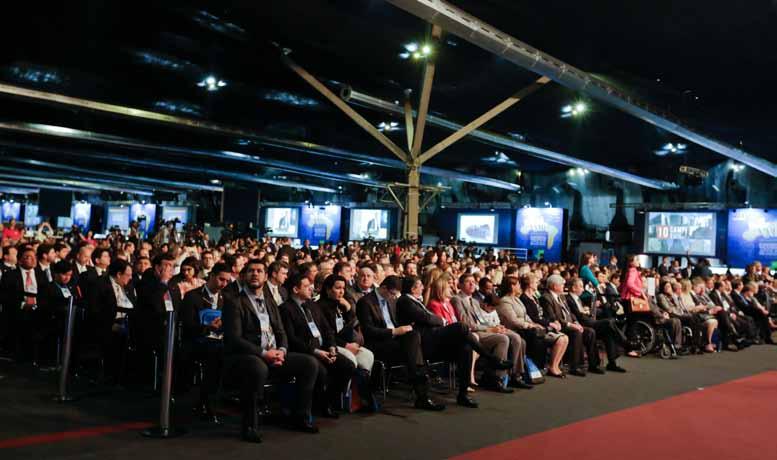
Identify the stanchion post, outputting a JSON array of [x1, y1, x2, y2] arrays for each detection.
[[142, 310, 186, 438], [53, 295, 77, 402]]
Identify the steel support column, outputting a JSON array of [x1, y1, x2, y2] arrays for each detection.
[[406, 166, 421, 238]]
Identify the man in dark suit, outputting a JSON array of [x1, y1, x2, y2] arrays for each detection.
[[567, 278, 629, 372], [222, 259, 320, 443], [657, 256, 672, 277], [0, 246, 51, 362], [395, 276, 509, 405], [735, 281, 775, 344], [356, 276, 445, 411], [263, 261, 289, 311], [710, 280, 756, 345], [279, 273, 355, 418], [135, 254, 176, 356], [179, 262, 232, 423], [89, 259, 136, 384], [540, 275, 600, 376], [36, 261, 76, 366]]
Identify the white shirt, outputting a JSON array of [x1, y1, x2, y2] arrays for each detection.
[[110, 277, 134, 318], [268, 281, 283, 305], [76, 263, 89, 274]]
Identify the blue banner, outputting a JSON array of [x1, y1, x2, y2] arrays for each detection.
[[106, 206, 130, 231], [71, 202, 92, 232], [300, 205, 341, 244], [515, 208, 564, 262], [162, 206, 189, 231], [727, 209, 777, 269]]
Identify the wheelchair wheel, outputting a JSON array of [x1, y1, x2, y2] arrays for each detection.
[[626, 320, 656, 355]]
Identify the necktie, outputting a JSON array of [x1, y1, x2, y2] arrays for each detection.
[[25, 270, 33, 289]]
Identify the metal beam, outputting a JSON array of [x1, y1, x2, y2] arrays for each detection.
[[0, 142, 337, 194], [403, 93, 415, 153], [0, 180, 109, 195], [411, 25, 442, 159], [280, 54, 409, 163], [2, 157, 220, 193], [341, 87, 678, 190], [0, 122, 388, 188], [384, 0, 777, 178], [0, 168, 154, 195], [417, 76, 550, 164], [0, 85, 521, 191]]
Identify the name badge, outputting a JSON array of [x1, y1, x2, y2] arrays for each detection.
[[26, 285, 37, 295], [60, 287, 72, 298], [164, 299, 174, 312], [336, 315, 344, 333], [307, 320, 322, 339]]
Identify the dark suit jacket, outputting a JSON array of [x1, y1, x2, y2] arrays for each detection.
[[89, 276, 137, 344], [566, 294, 594, 325], [135, 269, 174, 348], [317, 297, 361, 347], [0, 267, 50, 316], [356, 290, 398, 344], [263, 282, 288, 311], [222, 289, 288, 357], [540, 292, 575, 328], [279, 297, 335, 354], [520, 293, 550, 327], [179, 286, 223, 342], [395, 294, 444, 334]]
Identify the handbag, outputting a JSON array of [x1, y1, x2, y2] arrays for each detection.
[[630, 297, 650, 313]]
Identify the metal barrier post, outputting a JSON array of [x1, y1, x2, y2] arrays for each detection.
[[142, 310, 185, 438], [53, 296, 77, 402]]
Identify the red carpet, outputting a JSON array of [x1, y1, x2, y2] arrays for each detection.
[[452, 371, 777, 460], [0, 421, 152, 449]]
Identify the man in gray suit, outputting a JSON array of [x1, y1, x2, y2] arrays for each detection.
[[452, 273, 532, 390]]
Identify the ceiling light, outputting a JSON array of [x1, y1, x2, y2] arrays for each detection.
[[209, 179, 221, 184], [421, 45, 432, 56], [197, 75, 227, 91], [404, 42, 419, 53]]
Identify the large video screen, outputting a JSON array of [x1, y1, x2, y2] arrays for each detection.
[[300, 205, 341, 244], [24, 203, 41, 227], [728, 209, 777, 269], [71, 202, 92, 232], [644, 211, 716, 256], [349, 209, 389, 241], [264, 207, 299, 238], [106, 206, 130, 231], [130, 203, 157, 235], [162, 206, 189, 231], [457, 213, 498, 245], [1, 202, 21, 222], [515, 208, 564, 262]]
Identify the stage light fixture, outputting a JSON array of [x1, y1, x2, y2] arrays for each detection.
[[197, 75, 227, 91]]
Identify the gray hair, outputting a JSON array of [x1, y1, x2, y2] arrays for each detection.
[[546, 274, 565, 289]]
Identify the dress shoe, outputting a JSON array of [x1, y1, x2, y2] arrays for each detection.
[[606, 363, 627, 373], [569, 369, 587, 377], [677, 349, 691, 356], [414, 397, 446, 411], [241, 428, 263, 443], [547, 370, 566, 379], [491, 382, 514, 394], [194, 403, 223, 425], [456, 395, 479, 408], [725, 344, 739, 352], [588, 367, 605, 375], [509, 379, 534, 389]]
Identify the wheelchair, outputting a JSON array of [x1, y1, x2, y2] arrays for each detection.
[[607, 299, 693, 359]]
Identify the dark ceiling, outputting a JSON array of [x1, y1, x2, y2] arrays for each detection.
[[0, 0, 775, 199]]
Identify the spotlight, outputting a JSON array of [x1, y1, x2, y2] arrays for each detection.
[[198, 75, 227, 91], [404, 42, 419, 53]]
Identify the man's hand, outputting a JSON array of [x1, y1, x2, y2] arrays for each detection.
[[314, 349, 335, 364], [263, 349, 285, 367], [345, 342, 360, 354], [392, 325, 413, 337], [209, 317, 222, 330]]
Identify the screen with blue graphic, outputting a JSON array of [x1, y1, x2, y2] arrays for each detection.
[[130, 203, 157, 235], [106, 206, 130, 230], [300, 205, 341, 244], [24, 203, 41, 227], [349, 209, 389, 241], [264, 207, 299, 238], [727, 209, 777, 269], [1, 202, 20, 222], [71, 202, 92, 232], [644, 211, 716, 256], [515, 208, 564, 261], [457, 213, 498, 245], [162, 206, 189, 231]]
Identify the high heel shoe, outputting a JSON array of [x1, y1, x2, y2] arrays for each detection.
[[547, 370, 566, 379]]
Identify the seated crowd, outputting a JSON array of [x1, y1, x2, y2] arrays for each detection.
[[1, 226, 776, 443]]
